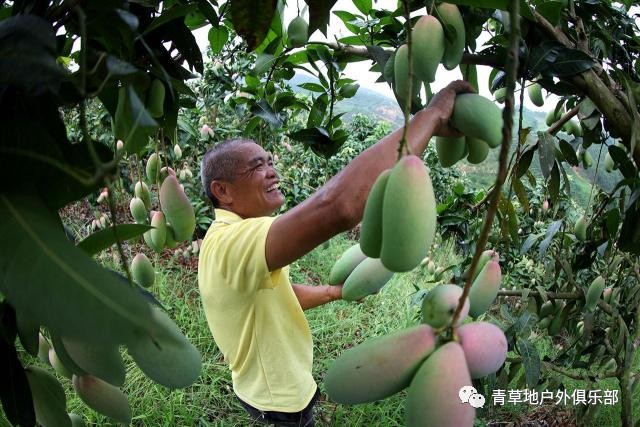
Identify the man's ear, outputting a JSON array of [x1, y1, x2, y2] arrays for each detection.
[[211, 180, 233, 205]]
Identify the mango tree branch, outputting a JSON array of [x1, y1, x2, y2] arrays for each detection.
[[496, 289, 613, 315], [450, 0, 521, 333]]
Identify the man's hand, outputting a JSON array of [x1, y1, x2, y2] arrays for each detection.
[[425, 80, 476, 138], [328, 284, 343, 301]]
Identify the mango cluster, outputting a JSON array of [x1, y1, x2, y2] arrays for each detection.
[[324, 321, 507, 427], [358, 155, 437, 273], [436, 93, 505, 167], [393, 3, 465, 103]]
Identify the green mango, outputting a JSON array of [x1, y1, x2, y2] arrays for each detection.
[[129, 197, 148, 224], [421, 284, 469, 328], [127, 305, 202, 389], [146, 153, 161, 183], [436, 3, 465, 70], [380, 156, 436, 272], [468, 260, 501, 318], [493, 87, 506, 104], [134, 181, 151, 210], [452, 93, 504, 148], [405, 342, 475, 427], [159, 175, 195, 242], [324, 325, 436, 404], [72, 375, 131, 425], [435, 136, 466, 167], [342, 258, 394, 301], [360, 169, 391, 257], [466, 137, 490, 164], [574, 216, 588, 241], [527, 83, 544, 107], [411, 15, 445, 82], [287, 16, 308, 48], [131, 253, 155, 288], [329, 244, 367, 285], [585, 276, 605, 311]]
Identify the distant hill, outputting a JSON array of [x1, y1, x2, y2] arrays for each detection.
[[288, 74, 404, 126]]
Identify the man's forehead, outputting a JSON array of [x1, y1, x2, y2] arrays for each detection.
[[236, 143, 270, 163]]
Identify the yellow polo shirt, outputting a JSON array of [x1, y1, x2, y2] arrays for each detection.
[[198, 208, 316, 412]]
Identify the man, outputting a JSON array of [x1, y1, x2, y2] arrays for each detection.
[[198, 80, 473, 426]]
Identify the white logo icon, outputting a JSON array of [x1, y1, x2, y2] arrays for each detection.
[[468, 393, 486, 408], [459, 386, 485, 408], [458, 386, 477, 403]]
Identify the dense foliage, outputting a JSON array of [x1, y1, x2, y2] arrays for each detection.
[[1, 0, 639, 426]]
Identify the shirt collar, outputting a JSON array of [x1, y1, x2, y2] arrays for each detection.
[[213, 208, 243, 225]]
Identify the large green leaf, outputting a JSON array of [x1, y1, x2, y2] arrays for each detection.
[[537, 132, 556, 179], [143, 4, 198, 35], [305, 0, 337, 37], [113, 85, 158, 155], [208, 25, 229, 55], [76, 224, 151, 256], [25, 366, 71, 427], [230, 0, 278, 50], [0, 307, 36, 426], [0, 193, 161, 346], [516, 339, 540, 389], [0, 15, 64, 95]]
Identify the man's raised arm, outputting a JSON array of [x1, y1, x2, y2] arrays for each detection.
[[266, 80, 474, 271]]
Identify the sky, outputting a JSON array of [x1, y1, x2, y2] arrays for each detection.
[[190, 1, 563, 111]]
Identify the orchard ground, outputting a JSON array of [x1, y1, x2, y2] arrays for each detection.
[[6, 203, 638, 426]]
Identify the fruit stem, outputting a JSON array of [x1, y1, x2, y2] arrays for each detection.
[[398, 0, 413, 160], [450, 0, 521, 333]]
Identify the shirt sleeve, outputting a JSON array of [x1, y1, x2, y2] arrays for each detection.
[[211, 216, 281, 293]]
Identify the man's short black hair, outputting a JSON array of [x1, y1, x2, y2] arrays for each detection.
[[200, 138, 253, 207]]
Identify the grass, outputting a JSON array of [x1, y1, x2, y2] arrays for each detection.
[[5, 222, 638, 426]]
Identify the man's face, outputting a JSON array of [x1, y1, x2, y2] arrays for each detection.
[[224, 142, 284, 218]]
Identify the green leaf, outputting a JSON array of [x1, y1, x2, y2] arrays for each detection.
[[113, 85, 158, 155], [0, 193, 161, 347], [548, 161, 560, 206], [516, 147, 535, 179], [77, 224, 152, 256], [512, 178, 529, 212], [143, 4, 198, 35], [537, 132, 556, 179], [0, 15, 63, 96], [305, 0, 337, 37], [208, 25, 229, 55], [606, 208, 620, 235], [559, 139, 578, 166], [0, 328, 35, 426], [617, 198, 640, 255], [307, 94, 328, 128], [16, 312, 39, 356], [516, 339, 540, 389], [352, 0, 372, 15], [230, 0, 278, 50], [521, 233, 543, 255], [298, 82, 326, 93], [25, 366, 71, 427], [536, 1, 565, 26], [609, 145, 637, 179], [251, 99, 282, 126], [538, 220, 563, 257], [546, 47, 595, 77]]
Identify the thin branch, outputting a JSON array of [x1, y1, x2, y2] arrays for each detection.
[[451, 0, 521, 332]]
